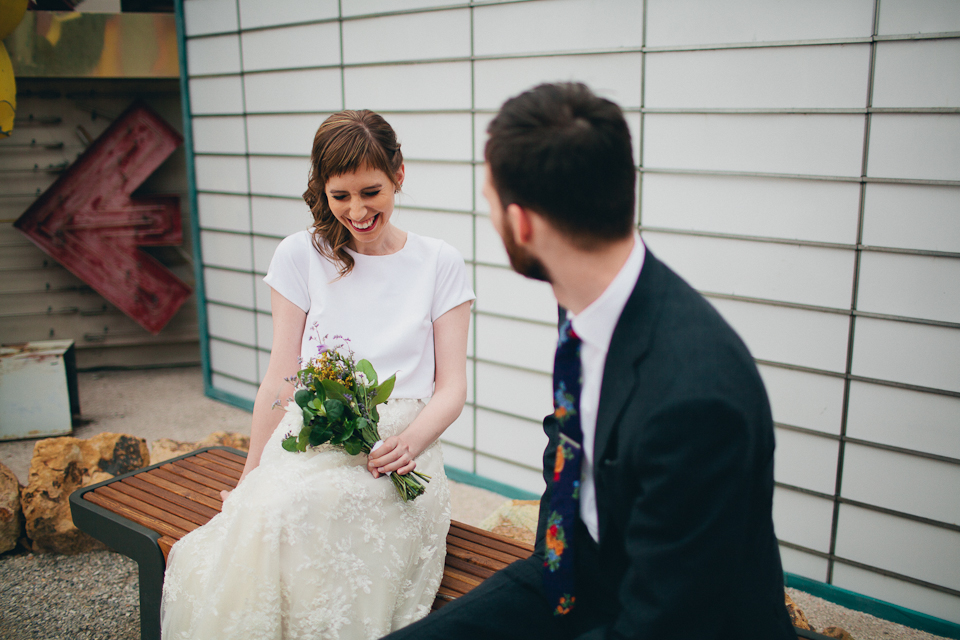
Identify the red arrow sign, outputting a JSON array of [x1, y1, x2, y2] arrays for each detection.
[[14, 100, 191, 335]]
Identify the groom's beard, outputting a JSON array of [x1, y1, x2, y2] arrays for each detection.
[[500, 221, 551, 283]]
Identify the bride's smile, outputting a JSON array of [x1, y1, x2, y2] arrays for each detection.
[[350, 213, 378, 231]]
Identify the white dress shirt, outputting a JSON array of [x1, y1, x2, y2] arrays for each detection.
[[568, 232, 645, 542]]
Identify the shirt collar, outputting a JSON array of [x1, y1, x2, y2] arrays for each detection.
[[569, 232, 645, 350]]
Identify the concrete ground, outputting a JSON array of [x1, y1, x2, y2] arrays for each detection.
[[0, 366, 950, 640]]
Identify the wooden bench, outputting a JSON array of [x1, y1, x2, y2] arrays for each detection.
[[69, 446, 533, 640]]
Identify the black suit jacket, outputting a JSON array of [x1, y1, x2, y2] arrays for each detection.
[[387, 249, 796, 640], [526, 249, 796, 639]]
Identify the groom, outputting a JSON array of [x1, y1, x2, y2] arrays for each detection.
[[388, 82, 797, 639]]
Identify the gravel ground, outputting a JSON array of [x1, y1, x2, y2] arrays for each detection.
[[0, 550, 139, 640], [786, 588, 949, 640]]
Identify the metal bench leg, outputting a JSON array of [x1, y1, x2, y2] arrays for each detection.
[[137, 544, 166, 640]]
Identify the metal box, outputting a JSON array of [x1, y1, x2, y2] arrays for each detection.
[[0, 340, 80, 441]]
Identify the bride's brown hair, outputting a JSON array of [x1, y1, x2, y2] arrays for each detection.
[[302, 110, 404, 277]]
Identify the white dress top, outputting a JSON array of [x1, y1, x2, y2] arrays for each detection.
[[264, 229, 475, 400]]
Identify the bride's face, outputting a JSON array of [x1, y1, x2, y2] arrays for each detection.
[[325, 165, 404, 252]]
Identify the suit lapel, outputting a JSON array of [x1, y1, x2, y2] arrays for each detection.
[[593, 250, 668, 469]]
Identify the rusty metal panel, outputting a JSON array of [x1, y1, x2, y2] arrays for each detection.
[[0, 339, 78, 441], [14, 100, 191, 335]]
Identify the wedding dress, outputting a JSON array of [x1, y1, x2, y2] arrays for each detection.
[[160, 397, 450, 640]]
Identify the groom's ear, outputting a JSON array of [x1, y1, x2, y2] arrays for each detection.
[[505, 203, 535, 245]]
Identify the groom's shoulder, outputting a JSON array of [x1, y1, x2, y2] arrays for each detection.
[[639, 252, 760, 380], [641, 252, 733, 339]]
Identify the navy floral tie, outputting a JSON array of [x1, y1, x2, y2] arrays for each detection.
[[543, 319, 583, 616]]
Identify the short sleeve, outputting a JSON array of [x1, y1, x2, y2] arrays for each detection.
[[263, 232, 311, 313], [431, 241, 475, 321]]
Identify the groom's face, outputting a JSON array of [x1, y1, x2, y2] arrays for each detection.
[[482, 165, 551, 283]]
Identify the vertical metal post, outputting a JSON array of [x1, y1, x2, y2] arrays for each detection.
[[827, 0, 881, 584]]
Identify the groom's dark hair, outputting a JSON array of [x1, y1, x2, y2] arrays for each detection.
[[485, 82, 636, 248]]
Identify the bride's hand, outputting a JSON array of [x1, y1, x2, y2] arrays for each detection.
[[367, 436, 417, 479]]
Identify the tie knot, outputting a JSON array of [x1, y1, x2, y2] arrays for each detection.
[[559, 319, 580, 347]]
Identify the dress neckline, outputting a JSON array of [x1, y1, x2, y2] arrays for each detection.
[[345, 230, 413, 259]]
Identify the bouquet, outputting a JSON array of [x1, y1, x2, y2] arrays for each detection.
[[280, 334, 431, 501]]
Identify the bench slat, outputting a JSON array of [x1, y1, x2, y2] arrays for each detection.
[[197, 449, 244, 467], [96, 485, 202, 533], [164, 462, 233, 492], [207, 448, 247, 466], [446, 534, 525, 566], [443, 555, 498, 581], [170, 459, 236, 487], [445, 544, 511, 572], [84, 491, 191, 540], [194, 451, 244, 475], [190, 454, 242, 479], [140, 470, 224, 507], [449, 524, 533, 558], [439, 572, 482, 597], [158, 536, 176, 561], [123, 476, 220, 520], [442, 564, 487, 587], [109, 482, 213, 527]]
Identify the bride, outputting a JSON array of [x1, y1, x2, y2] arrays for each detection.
[[161, 110, 474, 639]]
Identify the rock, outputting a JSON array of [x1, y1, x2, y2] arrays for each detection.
[[784, 592, 812, 630], [0, 462, 23, 554], [149, 438, 199, 465], [479, 499, 540, 546], [197, 430, 249, 452], [821, 627, 855, 640], [149, 431, 249, 465], [20, 433, 149, 554]]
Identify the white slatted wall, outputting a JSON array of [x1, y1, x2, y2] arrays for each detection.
[[179, 0, 960, 622]]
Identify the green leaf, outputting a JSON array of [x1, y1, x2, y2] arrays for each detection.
[[307, 398, 326, 415], [332, 418, 357, 444], [309, 425, 332, 447], [371, 373, 396, 406], [323, 399, 346, 423], [356, 359, 377, 385], [320, 379, 352, 405], [302, 407, 315, 426], [343, 440, 364, 456], [370, 405, 379, 423], [297, 427, 310, 452], [330, 429, 351, 445], [282, 436, 299, 452], [294, 389, 314, 409]]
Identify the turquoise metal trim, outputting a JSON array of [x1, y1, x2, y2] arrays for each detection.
[[205, 387, 255, 413], [444, 465, 541, 501], [173, 0, 215, 402], [785, 573, 960, 639]]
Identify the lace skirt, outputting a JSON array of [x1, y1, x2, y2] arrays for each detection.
[[160, 398, 450, 640]]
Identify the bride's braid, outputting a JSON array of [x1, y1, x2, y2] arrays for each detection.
[[303, 110, 404, 278]]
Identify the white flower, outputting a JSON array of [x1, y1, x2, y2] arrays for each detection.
[[355, 372, 369, 386]]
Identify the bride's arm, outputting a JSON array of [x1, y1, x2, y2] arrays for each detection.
[[228, 290, 306, 495], [367, 300, 471, 478]]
